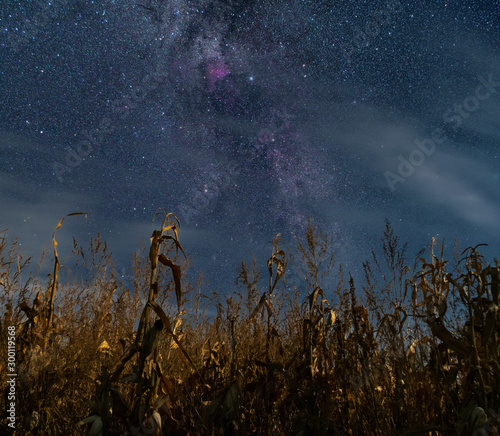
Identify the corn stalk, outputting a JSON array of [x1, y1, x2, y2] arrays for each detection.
[[44, 212, 88, 350]]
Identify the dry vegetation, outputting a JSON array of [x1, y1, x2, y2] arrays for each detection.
[[1, 212, 499, 435]]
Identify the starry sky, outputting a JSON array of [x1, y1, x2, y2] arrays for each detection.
[[1, 1, 499, 293]]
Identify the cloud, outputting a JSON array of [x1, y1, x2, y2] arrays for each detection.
[[412, 151, 500, 232]]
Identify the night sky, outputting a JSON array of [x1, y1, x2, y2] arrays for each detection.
[[1, 1, 499, 293]]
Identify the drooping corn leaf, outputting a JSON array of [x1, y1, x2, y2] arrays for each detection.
[[158, 254, 182, 311]]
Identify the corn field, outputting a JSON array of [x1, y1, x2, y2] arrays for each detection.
[[0, 213, 499, 435]]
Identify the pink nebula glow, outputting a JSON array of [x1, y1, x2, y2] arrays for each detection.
[[207, 58, 231, 92]]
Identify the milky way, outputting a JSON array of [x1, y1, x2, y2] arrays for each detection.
[[1, 1, 499, 291]]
